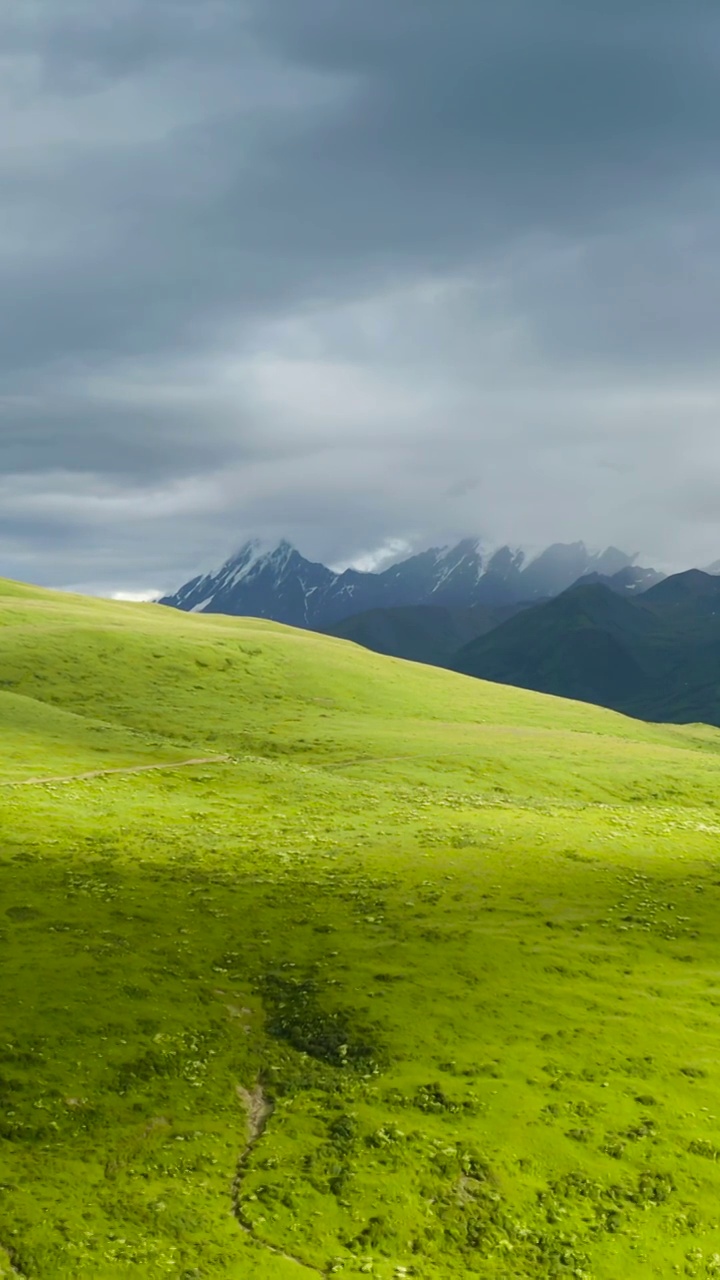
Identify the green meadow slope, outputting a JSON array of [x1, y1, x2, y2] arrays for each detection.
[[3, 580, 720, 1278]]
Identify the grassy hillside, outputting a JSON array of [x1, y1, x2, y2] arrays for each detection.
[[3, 581, 720, 1278]]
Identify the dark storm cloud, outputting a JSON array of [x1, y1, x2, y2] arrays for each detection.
[[2, 0, 720, 591]]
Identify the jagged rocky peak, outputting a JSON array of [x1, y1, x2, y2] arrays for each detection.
[[223, 537, 292, 574], [437, 536, 482, 562], [590, 544, 637, 576], [220, 539, 266, 580], [160, 536, 656, 628], [578, 564, 666, 595], [485, 546, 525, 573]]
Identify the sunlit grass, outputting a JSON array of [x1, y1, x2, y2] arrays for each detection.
[[2, 581, 720, 1277]]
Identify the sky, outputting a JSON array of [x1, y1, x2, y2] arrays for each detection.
[[3, 1, 720, 596]]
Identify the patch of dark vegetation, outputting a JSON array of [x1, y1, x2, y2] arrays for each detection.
[[566, 1127, 591, 1143], [285, 1111, 364, 1205], [259, 971, 387, 1072], [5, 905, 42, 921], [544, 1167, 676, 1221], [114, 1027, 225, 1095], [599, 1115, 658, 1159], [428, 1145, 602, 1275], [121, 983, 151, 999], [0, 1046, 39, 1068], [688, 1139, 720, 1161], [411, 1081, 480, 1116]]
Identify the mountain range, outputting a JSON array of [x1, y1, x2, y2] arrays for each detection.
[[324, 573, 717, 727], [452, 569, 720, 726], [161, 537, 720, 726], [325, 569, 720, 726], [160, 537, 656, 627]]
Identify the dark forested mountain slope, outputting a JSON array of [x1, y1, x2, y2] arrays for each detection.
[[640, 570, 720, 624], [323, 601, 531, 666], [577, 565, 666, 595], [452, 575, 720, 726]]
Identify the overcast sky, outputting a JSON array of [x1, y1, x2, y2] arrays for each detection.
[[3, 1, 720, 594]]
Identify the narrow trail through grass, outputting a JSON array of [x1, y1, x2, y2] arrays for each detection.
[[232, 1083, 323, 1277], [0, 755, 231, 788]]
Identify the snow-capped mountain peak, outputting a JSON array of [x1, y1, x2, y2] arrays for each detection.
[[159, 537, 650, 627]]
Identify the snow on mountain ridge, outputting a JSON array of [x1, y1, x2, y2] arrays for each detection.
[[159, 537, 649, 627]]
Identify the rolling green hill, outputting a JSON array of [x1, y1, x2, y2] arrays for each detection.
[[4, 580, 720, 1277]]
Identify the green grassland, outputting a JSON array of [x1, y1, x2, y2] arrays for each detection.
[[3, 581, 720, 1278]]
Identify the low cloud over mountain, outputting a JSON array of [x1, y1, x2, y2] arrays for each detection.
[[160, 537, 645, 627]]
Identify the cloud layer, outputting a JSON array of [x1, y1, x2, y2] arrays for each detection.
[[3, 1, 720, 592]]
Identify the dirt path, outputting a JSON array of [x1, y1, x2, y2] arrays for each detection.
[[236, 1081, 274, 1147], [232, 1081, 325, 1276], [1, 755, 232, 788]]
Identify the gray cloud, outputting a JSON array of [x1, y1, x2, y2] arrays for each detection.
[[2, 0, 720, 593]]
